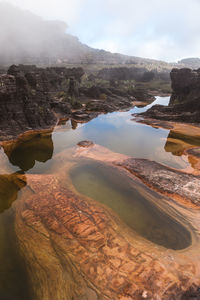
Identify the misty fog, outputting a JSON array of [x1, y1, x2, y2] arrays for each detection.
[[0, 2, 89, 65]]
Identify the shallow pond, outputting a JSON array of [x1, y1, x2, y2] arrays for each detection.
[[2, 96, 193, 176], [0, 96, 199, 299], [70, 160, 192, 250]]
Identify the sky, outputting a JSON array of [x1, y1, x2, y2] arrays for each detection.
[[2, 0, 200, 62]]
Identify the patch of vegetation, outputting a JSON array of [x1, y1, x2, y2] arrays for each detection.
[[99, 93, 107, 100], [31, 89, 36, 95], [135, 80, 171, 93], [38, 105, 46, 117], [56, 91, 69, 102]]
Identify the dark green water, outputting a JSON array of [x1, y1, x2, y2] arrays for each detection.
[[70, 161, 192, 250], [0, 211, 32, 300]]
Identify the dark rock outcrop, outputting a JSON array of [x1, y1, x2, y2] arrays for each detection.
[[97, 66, 147, 81], [138, 68, 200, 123], [96, 66, 170, 83], [0, 65, 85, 140], [77, 140, 94, 147], [170, 68, 200, 105], [68, 77, 79, 97], [0, 63, 160, 141]]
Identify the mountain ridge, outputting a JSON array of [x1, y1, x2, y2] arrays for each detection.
[[0, 2, 199, 70]]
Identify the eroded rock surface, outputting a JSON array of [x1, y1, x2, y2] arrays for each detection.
[[118, 158, 200, 207], [9, 142, 200, 300], [14, 170, 200, 300]]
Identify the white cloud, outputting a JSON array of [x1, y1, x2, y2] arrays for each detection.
[[2, 0, 85, 25], [2, 0, 200, 61]]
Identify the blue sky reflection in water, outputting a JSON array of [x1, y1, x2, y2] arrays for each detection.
[[3, 96, 189, 174], [52, 96, 188, 170]]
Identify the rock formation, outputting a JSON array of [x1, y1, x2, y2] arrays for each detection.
[[10, 143, 200, 300], [0, 65, 85, 140], [138, 68, 200, 123], [0, 61, 172, 141], [97, 67, 169, 82]]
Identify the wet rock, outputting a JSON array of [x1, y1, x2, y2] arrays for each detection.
[[71, 110, 98, 122], [118, 157, 200, 206], [185, 147, 200, 173], [186, 147, 200, 158], [77, 140, 94, 147], [14, 170, 200, 300], [75, 143, 200, 208]]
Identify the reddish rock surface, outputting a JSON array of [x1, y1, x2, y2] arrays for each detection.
[[13, 156, 200, 300]]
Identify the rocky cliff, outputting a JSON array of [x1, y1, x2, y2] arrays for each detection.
[[170, 68, 200, 106], [138, 68, 200, 123], [1, 64, 158, 140], [0, 64, 85, 139]]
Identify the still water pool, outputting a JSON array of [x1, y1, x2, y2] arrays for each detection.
[[3, 96, 191, 175], [0, 96, 198, 299], [70, 160, 191, 250]]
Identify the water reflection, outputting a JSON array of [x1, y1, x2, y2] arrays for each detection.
[[165, 130, 200, 156], [0, 133, 54, 300], [0, 172, 26, 213], [3, 132, 54, 173], [71, 119, 78, 130], [0, 171, 31, 300], [2, 96, 200, 175], [0, 96, 199, 299], [52, 96, 188, 169]]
